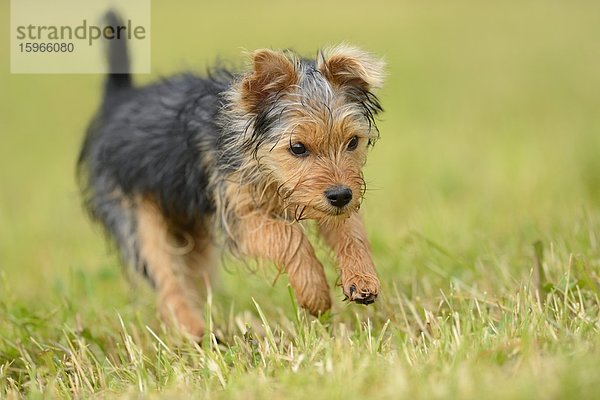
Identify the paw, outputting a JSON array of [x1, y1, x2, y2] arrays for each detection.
[[298, 287, 332, 316], [294, 274, 332, 316], [341, 274, 380, 305], [288, 259, 332, 316], [160, 302, 205, 339], [300, 294, 331, 316], [178, 312, 205, 339]]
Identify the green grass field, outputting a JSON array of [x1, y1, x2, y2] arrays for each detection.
[[2, 1, 600, 398]]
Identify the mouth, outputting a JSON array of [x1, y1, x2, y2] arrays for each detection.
[[313, 204, 355, 217], [285, 201, 359, 221]]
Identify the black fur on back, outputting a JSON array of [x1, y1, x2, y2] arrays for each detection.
[[77, 12, 235, 267], [79, 71, 234, 227]]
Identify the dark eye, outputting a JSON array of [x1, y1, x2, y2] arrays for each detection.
[[347, 136, 359, 151], [290, 142, 307, 156]]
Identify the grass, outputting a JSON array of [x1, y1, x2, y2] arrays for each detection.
[[1, 0, 600, 398]]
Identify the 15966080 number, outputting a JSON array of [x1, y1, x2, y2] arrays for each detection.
[[19, 42, 75, 53]]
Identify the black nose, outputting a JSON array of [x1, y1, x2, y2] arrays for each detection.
[[325, 186, 353, 208]]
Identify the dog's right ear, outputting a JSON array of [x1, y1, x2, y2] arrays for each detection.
[[238, 49, 299, 113]]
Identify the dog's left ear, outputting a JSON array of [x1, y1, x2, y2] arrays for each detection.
[[318, 45, 385, 92]]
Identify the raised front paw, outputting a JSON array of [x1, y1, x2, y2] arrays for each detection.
[[341, 273, 380, 305]]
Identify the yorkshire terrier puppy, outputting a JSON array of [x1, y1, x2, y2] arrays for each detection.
[[79, 12, 385, 337]]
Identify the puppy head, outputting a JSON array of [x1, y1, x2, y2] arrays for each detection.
[[227, 45, 385, 221]]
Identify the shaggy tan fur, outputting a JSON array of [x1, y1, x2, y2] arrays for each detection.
[[83, 44, 385, 337]]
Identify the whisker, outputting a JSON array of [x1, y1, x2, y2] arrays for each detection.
[[298, 205, 307, 221]]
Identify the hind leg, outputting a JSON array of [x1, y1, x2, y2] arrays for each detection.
[[136, 199, 214, 338]]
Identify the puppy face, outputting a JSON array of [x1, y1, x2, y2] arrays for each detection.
[[230, 45, 385, 220], [256, 98, 375, 220]]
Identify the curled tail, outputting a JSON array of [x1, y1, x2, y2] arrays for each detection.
[[103, 10, 132, 100]]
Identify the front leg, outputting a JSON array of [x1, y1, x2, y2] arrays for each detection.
[[319, 213, 380, 305], [235, 213, 331, 315]]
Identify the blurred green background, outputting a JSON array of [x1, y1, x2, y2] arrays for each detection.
[[1, 0, 600, 310]]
